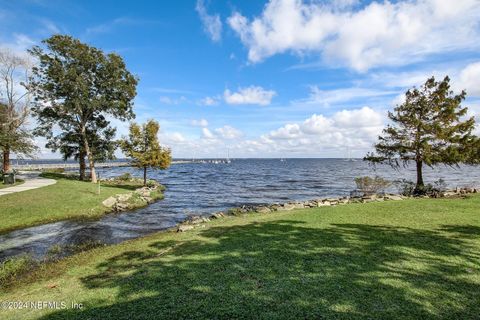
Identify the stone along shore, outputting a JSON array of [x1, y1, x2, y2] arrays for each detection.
[[176, 187, 478, 232]]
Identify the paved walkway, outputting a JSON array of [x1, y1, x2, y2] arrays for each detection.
[[0, 172, 57, 197]]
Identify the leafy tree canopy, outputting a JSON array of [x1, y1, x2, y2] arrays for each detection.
[[29, 35, 138, 182], [121, 120, 171, 186]]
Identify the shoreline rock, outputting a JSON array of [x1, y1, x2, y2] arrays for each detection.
[[175, 187, 477, 233], [102, 184, 162, 212]]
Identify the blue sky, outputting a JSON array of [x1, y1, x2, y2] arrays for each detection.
[[1, 0, 480, 158]]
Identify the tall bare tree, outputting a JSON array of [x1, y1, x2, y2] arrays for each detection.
[[0, 48, 37, 172]]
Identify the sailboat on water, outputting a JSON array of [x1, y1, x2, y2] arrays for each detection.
[[344, 147, 354, 162], [226, 148, 231, 164]]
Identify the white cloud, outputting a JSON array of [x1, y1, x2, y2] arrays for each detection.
[[159, 96, 188, 105], [457, 62, 480, 96], [191, 118, 209, 127], [195, 0, 222, 42], [201, 127, 215, 139], [85, 17, 158, 36], [167, 132, 186, 143], [299, 85, 397, 107], [333, 106, 383, 128], [39, 19, 61, 35], [215, 125, 242, 139], [301, 114, 333, 134], [198, 96, 220, 106], [224, 86, 276, 106], [148, 107, 386, 158], [0, 34, 36, 59], [152, 87, 196, 95], [268, 123, 302, 140], [258, 107, 384, 155], [228, 0, 480, 71]]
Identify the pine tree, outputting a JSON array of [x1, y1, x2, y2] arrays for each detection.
[[365, 76, 479, 194]]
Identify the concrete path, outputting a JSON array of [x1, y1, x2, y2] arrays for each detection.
[[0, 171, 57, 197]]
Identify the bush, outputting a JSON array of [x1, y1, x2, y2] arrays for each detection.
[[0, 254, 36, 288], [395, 178, 447, 197], [354, 176, 391, 196], [395, 179, 416, 196], [117, 173, 133, 181], [146, 179, 160, 188]]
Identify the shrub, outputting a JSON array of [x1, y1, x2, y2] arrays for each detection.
[[146, 179, 160, 188], [354, 176, 391, 196], [0, 254, 36, 288], [395, 178, 446, 197], [117, 173, 132, 181], [395, 179, 416, 196]]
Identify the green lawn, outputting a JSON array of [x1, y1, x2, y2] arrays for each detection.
[[0, 179, 24, 189], [1, 196, 479, 319], [0, 173, 156, 234]]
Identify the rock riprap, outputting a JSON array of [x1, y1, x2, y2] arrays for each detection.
[[174, 187, 478, 233], [102, 185, 160, 212]]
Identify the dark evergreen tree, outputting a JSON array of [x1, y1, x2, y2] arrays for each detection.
[[365, 76, 479, 194]]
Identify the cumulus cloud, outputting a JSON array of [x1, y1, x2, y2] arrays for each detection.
[[224, 86, 276, 105], [191, 119, 209, 127], [215, 125, 243, 139], [167, 132, 186, 143], [228, 0, 480, 71], [457, 62, 480, 96], [195, 0, 222, 42], [268, 124, 302, 140], [154, 107, 386, 158], [257, 107, 385, 155], [198, 96, 220, 106], [202, 127, 215, 139]]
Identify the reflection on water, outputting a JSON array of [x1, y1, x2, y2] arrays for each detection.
[[1, 159, 479, 261]]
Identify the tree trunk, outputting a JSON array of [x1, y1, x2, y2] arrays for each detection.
[[3, 147, 10, 172], [80, 127, 97, 183], [143, 166, 147, 186], [79, 150, 86, 181], [415, 160, 424, 193]]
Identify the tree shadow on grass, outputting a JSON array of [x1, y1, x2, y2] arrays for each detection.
[[41, 221, 480, 319]]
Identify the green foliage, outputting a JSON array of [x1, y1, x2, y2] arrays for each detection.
[[395, 178, 447, 197], [117, 173, 133, 181], [121, 120, 172, 185], [29, 35, 138, 182], [354, 176, 391, 195], [365, 76, 480, 192], [0, 254, 35, 288], [146, 179, 160, 188]]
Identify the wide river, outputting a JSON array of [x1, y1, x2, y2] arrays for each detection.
[[1, 159, 480, 261]]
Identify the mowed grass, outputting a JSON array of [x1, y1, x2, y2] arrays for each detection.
[[0, 179, 24, 189], [0, 173, 144, 234], [1, 196, 480, 319]]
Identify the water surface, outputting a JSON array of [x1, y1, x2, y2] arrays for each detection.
[[1, 159, 479, 261]]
